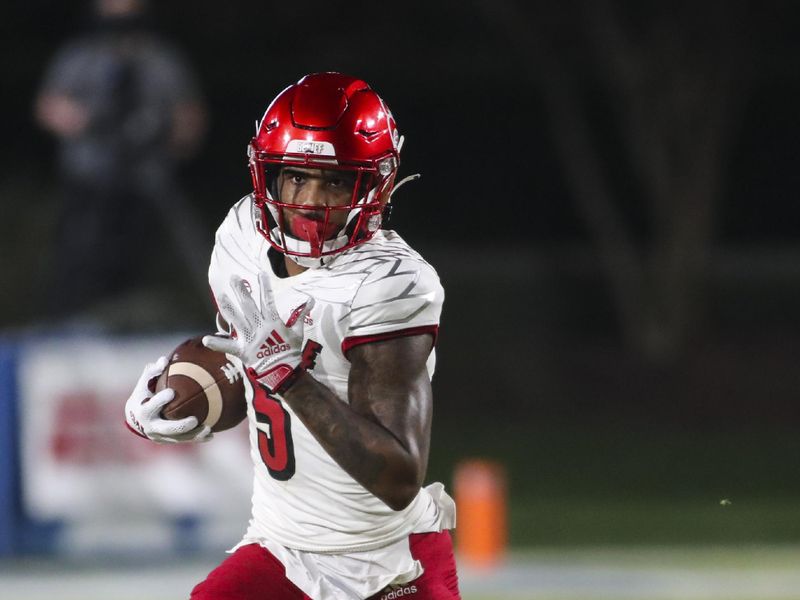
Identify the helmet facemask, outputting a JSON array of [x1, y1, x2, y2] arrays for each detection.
[[250, 146, 395, 267]]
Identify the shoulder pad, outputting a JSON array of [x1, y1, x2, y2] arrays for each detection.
[[346, 256, 444, 336]]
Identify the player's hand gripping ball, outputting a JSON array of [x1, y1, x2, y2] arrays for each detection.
[[156, 336, 247, 433], [125, 353, 212, 444]]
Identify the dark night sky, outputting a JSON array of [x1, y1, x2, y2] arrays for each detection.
[[4, 1, 800, 244]]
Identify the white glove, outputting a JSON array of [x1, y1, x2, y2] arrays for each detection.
[[125, 356, 213, 444], [203, 272, 319, 393]]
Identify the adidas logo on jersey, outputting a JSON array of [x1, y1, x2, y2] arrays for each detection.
[[257, 330, 291, 358], [380, 585, 418, 600]]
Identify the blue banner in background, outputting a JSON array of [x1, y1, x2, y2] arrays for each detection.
[[0, 341, 18, 555], [0, 335, 251, 558]]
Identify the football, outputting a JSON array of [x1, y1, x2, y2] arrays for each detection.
[[155, 335, 247, 432]]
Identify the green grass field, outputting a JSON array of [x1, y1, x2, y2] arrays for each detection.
[[428, 422, 800, 547]]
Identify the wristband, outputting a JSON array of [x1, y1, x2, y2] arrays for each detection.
[[249, 339, 323, 394]]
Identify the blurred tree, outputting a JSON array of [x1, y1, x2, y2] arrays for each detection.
[[477, 0, 751, 364]]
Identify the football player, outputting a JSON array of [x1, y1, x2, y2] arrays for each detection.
[[126, 73, 460, 599]]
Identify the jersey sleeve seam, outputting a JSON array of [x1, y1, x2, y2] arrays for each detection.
[[341, 324, 439, 359]]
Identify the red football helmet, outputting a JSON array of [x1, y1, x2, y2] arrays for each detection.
[[248, 72, 402, 266]]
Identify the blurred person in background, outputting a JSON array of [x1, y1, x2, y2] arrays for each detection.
[[34, 0, 208, 320], [125, 73, 460, 599]]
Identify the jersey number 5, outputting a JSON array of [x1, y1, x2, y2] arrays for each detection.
[[249, 340, 323, 481], [252, 384, 295, 480]]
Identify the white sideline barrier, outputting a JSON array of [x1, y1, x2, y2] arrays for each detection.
[[17, 336, 252, 554]]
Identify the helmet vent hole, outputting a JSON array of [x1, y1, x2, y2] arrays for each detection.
[[265, 120, 279, 131], [358, 129, 380, 139]]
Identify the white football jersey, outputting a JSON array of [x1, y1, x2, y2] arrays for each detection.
[[208, 196, 453, 555]]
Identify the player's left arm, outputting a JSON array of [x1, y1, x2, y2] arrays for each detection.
[[282, 333, 433, 511], [203, 262, 441, 511]]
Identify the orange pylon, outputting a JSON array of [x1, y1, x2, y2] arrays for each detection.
[[453, 459, 507, 568]]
